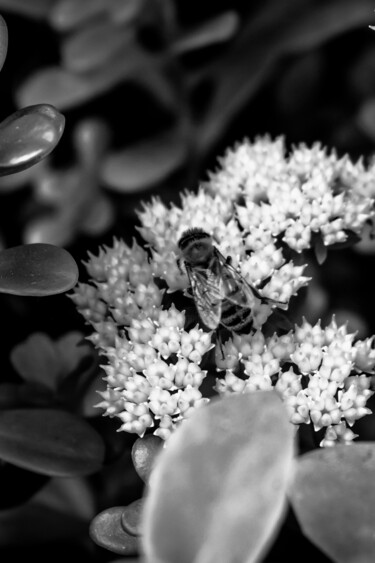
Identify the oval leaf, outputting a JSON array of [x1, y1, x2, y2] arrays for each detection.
[[290, 442, 375, 563], [0, 105, 65, 176], [49, 0, 107, 31], [61, 20, 133, 73], [0, 243, 79, 296], [121, 499, 144, 536], [0, 14, 8, 72], [142, 391, 295, 563], [101, 130, 187, 192], [131, 434, 163, 483], [0, 408, 105, 476], [90, 506, 139, 555]]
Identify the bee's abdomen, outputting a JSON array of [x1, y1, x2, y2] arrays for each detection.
[[220, 300, 253, 333]]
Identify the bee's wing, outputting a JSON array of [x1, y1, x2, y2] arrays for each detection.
[[213, 248, 286, 309], [185, 264, 222, 330], [213, 248, 258, 308]]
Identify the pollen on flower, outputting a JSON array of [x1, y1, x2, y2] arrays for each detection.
[[71, 135, 375, 443]]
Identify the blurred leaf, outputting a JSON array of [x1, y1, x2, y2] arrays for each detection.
[[196, 0, 375, 155], [81, 195, 115, 236], [101, 130, 187, 192], [0, 0, 55, 19], [10, 333, 63, 391], [280, 0, 375, 53], [55, 331, 92, 375], [49, 0, 107, 30], [108, 0, 142, 25], [0, 14, 8, 72], [23, 213, 76, 246], [121, 499, 144, 536], [10, 331, 90, 391], [0, 105, 65, 177], [0, 383, 24, 409], [134, 68, 180, 113], [131, 434, 163, 483], [17, 47, 155, 111], [0, 382, 55, 409], [73, 117, 111, 166], [142, 391, 295, 563], [0, 408, 105, 476], [90, 506, 139, 555], [0, 243, 78, 296], [61, 20, 135, 73], [290, 442, 375, 563], [172, 11, 239, 55], [40, 475, 95, 520], [356, 97, 375, 140], [0, 160, 44, 193]]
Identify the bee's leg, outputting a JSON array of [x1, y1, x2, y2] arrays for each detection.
[[216, 331, 225, 360]]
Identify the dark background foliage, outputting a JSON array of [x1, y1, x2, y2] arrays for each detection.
[[1, 1, 375, 561]]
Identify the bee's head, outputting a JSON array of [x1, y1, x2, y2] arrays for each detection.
[[178, 228, 213, 264]]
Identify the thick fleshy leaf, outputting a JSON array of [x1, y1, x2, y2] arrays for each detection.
[[131, 435, 163, 483], [90, 506, 139, 555], [121, 499, 144, 536], [0, 105, 65, 176], [172, 11, 239, 55], [0, 243, 78, 296], [0, 408, 105, 476], [142, 391, 295, 563], [101, 130, 187, 192], [0, 14, 8, 72], [61, 20, 134, 73], [0, 0, 54, 19], [290, 442, 375, 563]]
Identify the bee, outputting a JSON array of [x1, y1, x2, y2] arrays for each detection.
[[178, 228, 280, 334]]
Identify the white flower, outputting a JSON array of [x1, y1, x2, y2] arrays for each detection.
[[71, 135, 375, 443]]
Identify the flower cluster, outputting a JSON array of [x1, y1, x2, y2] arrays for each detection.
[[215, 317, 375, 446], [71, 136, 375, 444]]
